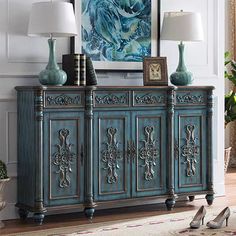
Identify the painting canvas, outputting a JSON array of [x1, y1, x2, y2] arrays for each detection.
[[72, 0, 160, 70]]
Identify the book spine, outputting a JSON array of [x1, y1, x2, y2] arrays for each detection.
[[62, 54, 80, 86], [80, 54, 86, 86], [74, 54, 80, 85]]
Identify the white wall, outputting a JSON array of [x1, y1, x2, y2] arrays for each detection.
[[0, 0, 225, 220]]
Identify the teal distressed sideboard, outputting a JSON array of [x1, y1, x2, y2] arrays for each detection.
[[15, 86, 214, 225]]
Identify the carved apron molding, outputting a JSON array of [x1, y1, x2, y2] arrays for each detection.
[[135, 94, 165, 104], [95, 94, 127, 105], [47, 94, 80, 106], [177, 93, 204, 104]]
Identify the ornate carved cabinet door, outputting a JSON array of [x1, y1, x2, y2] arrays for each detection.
[[132, 111, 167, 197], [174, 110, 207, 193], [93, 111, 131, 201], [43, 112, 84, 206]]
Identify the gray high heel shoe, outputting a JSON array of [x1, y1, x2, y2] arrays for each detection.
[[190, 206, 206, 229], [206, 207, 230, 229]]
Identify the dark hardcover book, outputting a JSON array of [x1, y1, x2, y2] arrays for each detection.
[[80, 54, 86, 86], [86, 57, 97, 85], [62, 54, 80, 85]]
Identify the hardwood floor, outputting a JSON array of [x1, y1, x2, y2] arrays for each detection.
[[1, 168, 236, 235]]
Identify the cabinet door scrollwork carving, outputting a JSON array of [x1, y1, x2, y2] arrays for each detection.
[[53, 129, 76, 188], [139, 126, 159, 181], [181, 125, 200, 177], [101, 127, 122, 184]]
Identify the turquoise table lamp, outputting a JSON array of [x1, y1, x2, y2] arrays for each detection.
[[28, 1, 77, 86], [161, 11, 204, 86]]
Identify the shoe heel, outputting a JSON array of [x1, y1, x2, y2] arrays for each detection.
[[206, 207, 230, 229], [226, 216, 229, 226], [190, 206, 206, 229]]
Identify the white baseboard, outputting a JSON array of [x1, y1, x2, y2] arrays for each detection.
[[0, 203, 18, 220]]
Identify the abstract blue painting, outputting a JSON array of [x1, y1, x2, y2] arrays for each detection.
[[81, 0, 152, 62]]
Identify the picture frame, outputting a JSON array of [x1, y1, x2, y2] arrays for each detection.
[[70, 0, 160, 71], [143, 57, 168, 86]]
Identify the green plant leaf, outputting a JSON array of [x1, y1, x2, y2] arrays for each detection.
[[224, 51, 236, 125], [231, 61, 236, 70], [225, 51, 230, 58], [0, 160, 8, 179]]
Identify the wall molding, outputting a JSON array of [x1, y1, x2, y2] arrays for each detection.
[[6, 111, 17, 165], [6, 0, 70, 64]]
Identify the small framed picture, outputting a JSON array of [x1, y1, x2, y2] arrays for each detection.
[[143, 57, 168, 86]]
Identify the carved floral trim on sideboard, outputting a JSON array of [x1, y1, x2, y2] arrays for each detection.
[[53, 129, 76, 188], [135, 93, 165, 105], [101, 127, 122, 184], [95, 94, 128, 105], [46, 94, 81, 106], [177, 93, 204, 104], [139, 126, 159, 181], [181, 124, 200, 177]]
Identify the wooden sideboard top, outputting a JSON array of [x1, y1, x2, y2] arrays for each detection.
[[15, 85, 215, 91]]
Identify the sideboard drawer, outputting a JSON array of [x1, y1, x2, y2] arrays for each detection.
[[94, 91, 129, 107], [176, 90, 207, 106], [133, 91, 166, 106], [44, 91, 84, 108]]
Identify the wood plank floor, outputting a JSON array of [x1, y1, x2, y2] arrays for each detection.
[[1, 168, 236, 235]]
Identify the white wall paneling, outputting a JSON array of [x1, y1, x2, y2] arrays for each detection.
[[6, 111, 17, 176], [161, 0, 217, 79], [0, 101, 17, 175], [0, 99, 17, 220], [0, 0, 225, 220], [0, 0, 70, 77]]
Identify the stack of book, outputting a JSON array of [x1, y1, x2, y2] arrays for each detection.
[[62, 54, 97, 86]]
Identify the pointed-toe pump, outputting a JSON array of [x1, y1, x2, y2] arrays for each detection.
[[206, 207, 230, 229], [190, 206, 206, 229]]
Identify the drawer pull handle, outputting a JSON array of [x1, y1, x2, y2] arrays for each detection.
[[81, 144, 84, 166], [126, 141, 131, 163], [127, 140, 136, 163], [174, 140, 179, 160], [131, 141, 137, 163]]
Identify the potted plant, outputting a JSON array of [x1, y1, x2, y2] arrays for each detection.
[[224, 51, 236, 171], [0, 160, 10, 228]]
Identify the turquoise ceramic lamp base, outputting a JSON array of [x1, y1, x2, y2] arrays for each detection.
[[39, 38, 67, 86], [170, 42, 193, 86]]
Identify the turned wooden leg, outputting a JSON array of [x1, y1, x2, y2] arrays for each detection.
[[188, 196, 195, 202], [33, 213, 45, 225], [84, 207, 95, 220], [165, 198, 176, 211], [18, 208, 29, 221], [205, 194, 214, 206]]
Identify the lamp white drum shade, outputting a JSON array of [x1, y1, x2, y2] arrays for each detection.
[[28, 1, 77, 37], [161, 12, 204, 42]]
